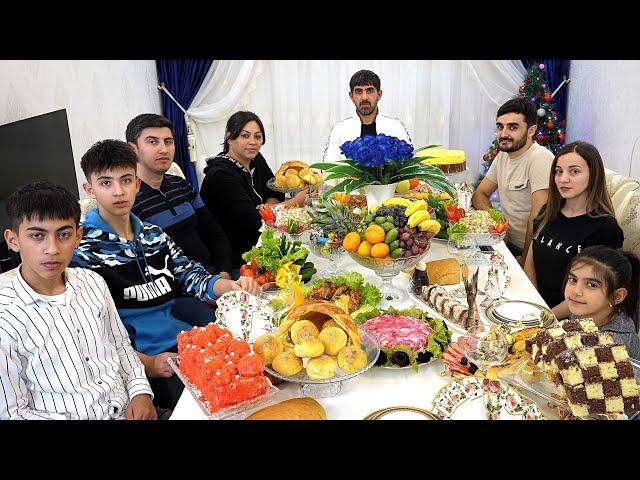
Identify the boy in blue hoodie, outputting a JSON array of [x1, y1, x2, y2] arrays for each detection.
[[72, 139, 260, 409]]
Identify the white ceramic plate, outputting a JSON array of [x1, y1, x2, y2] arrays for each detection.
[[431, 376, 546, 420], [215, 291, 276, 343]]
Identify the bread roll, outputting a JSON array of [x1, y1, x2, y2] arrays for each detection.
[[252, 334, 283, 365], [321, 319, 339, 330], [426, 258, 469, 285], [245, 397, 326, 420], [306, 355, 336, 380], [318, 326, 348, 356], [294, 338, 324, 358], [275, 175, 288, 188], [285, 175, 301, 188], [290, 320, 319, 344], [337, 346, 368, 373], [272, 351, 303, 377]]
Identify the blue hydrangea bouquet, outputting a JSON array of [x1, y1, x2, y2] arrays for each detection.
[[310, 134, 455, 198]]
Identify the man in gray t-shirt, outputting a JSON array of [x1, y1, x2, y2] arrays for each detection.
[[472, 98, 554, 264]]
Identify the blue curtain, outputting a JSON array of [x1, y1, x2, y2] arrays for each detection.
[[521, 59, 571, 122], [156, 60, 214, 192]]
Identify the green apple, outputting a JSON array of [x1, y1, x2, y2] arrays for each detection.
[[396, 179, 411, 193]]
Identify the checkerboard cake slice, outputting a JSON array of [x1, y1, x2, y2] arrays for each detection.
[[525, 318, 598, 369], [541, 331, 614, 376], [554, 343, 640, 417]]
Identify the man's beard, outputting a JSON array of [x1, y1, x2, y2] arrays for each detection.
[[498, 134, 527, 153], [357, 103, 376, 116]]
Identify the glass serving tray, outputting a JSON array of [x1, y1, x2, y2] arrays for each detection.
[[498, 356, 640, 420], [168, 356, 279, 420]]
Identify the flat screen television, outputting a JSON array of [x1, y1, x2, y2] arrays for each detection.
[[0, 109, 78, 232]]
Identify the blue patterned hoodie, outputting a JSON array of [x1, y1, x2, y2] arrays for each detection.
[[72, 209, 220, 355]]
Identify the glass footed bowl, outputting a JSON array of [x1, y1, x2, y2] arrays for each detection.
[[265, 327, 380, 398], [347, 243, 431, 308], [304, 234, 345, 277]]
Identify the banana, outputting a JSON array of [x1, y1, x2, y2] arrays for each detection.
[[418, 219, 441, 234], [383, 197, 412, 207], [369, 202, 383, 214], [404, 199, 428, 217], [408, 210, 430, 228]]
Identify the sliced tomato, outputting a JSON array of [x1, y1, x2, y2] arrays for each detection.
[[239, 264, 256, 277]]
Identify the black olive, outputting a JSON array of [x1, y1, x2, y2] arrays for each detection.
[[468, 363, 478, 374], [416, 351, 433, 364], [391, 351, 411, 367], [374, 350, 387, 366], [460, 356, 468, 365]]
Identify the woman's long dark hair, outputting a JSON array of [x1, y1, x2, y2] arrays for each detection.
[[535, 141, 615, 236], [222, 111, 266, 153], [563, 245, 639, 332]]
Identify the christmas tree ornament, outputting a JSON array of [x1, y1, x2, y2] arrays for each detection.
[[558, 133, 565, 141], [541, 83, 546, 89], [546, 121, 554, 129], [537, 107, 546, 117], [539, 63, 545, 70], [544, 93, 552, 102], [536, 134, 545, 142], [491, 149, 498, 157]]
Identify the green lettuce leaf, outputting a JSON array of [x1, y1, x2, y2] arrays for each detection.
[[311, 272, 381, 308], [488, 208, 502, 222]]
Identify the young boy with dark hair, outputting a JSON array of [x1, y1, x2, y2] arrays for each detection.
[[0, 182, 156, 419], [72, 139, 260, 409]]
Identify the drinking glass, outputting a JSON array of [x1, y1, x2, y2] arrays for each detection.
[[447, 234, 477, 298]]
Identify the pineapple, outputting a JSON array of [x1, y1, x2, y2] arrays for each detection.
[[308, 197, 363, 241]]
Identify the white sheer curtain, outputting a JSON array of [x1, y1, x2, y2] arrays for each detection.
[[187, 60, 525, 184]]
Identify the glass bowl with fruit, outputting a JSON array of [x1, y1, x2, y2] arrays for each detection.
[[345, 201, 437, 308]]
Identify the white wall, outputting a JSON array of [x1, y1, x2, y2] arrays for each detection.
[[566, 60, 640, 178], [0, 60, 162, 198]]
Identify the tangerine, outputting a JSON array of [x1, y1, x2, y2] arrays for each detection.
[[357, 240, 372, 257], [365, 224, 385, 244], [343, 232, 362, 252], [370, 243, 390, 258]]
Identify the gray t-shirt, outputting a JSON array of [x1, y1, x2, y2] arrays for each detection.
[[486, 142, 554, 248]]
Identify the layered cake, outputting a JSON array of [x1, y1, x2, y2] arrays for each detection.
[[525, 318, 598, 368], [542, 331, 614, 376], [177, 323, 268, 413], [554, 344, 640, 417], [417, 148, 466, 174]]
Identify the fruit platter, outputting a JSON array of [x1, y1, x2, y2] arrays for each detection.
[[354, 305, 452, 371]]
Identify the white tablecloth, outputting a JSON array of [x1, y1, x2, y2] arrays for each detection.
[[170, 240, 548, 420]]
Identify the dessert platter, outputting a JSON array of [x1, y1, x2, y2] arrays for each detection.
[[498, 318, 640, 419], [171, 323, 279, 419]]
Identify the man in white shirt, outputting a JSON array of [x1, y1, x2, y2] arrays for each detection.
[[322, 70, 412, 164], [471, 98, 554, 264], [0, 182, 157, 420]]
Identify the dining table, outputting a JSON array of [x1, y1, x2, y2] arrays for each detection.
[[169, 238, 556, 420]]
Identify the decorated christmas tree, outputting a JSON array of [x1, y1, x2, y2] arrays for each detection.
[[475, 63, 568, 187]]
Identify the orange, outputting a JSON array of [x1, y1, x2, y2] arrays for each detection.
[[357, 240, 372, 257], [342, 232, 361, 252], [333, 192, 351, 204], [365, 224, 385, 244], [370, 243, 390, 258]]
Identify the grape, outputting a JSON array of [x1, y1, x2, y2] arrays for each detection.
[[405, 238, 414, 248], [399, 240, 405, 248], [407, 227, 417, 234], [401, 232, 410, 241], [404, 250, 412, 258], [411, 245, 420, 255]]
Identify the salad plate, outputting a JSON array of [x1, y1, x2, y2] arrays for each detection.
[[486, 299, 555, 329]]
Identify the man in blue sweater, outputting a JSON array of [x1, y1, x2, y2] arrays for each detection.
[[72, 139, 260, 409]]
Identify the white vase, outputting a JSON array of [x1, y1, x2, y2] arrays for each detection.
[[364, 183, 397, 207]]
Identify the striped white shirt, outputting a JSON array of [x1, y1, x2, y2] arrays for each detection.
[[0, 267, 153, 420]]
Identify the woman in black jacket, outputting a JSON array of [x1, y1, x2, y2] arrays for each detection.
[[200, 111, 307, 271]]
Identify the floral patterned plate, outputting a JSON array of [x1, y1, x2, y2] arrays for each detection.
[[430, 376, 546, 420], [215, 291, 276, 344]]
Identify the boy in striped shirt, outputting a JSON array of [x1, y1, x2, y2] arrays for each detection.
[[0, 182, 156, 419]]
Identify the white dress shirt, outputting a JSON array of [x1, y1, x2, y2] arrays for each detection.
[[322, 111, 413, 164], [0, 267, 153, 420]]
